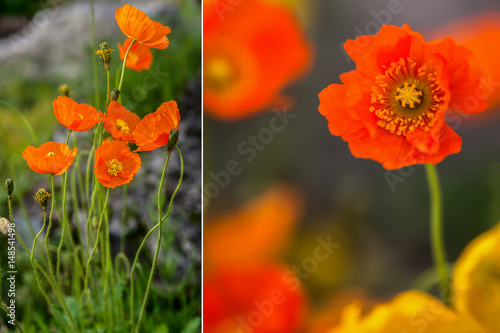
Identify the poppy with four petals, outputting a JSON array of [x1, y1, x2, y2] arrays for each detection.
[[94, 140, 142, 188], [133, 101, 180, 152], [100, 101, 141, 144], [117, 37, 153, 72], [53, 96, 101, 132], [115, 4, 170, 49], [22, 142, 78, 175]]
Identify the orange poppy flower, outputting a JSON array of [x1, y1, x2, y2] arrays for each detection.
[[53, 96, 101, 132], [100, 101, 141, 144], [430, 13, 500, 109], [203, 0, 312, 120], [22, 142, 78, 175], [204, 265, 306, 333], [94, 140, 141, 188], [204, 185, 302, 270], [117, 37, 153, 72], [115, 4, 170, 49], [318, 24, 488, 170], [133, 101, 180, 152]]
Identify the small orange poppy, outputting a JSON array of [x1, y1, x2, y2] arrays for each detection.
[[318, 24, 488, 170], [203, 0, 312, 120], [117, 37, 153, 72], [115, 4, 170, 49], [100, 101, 141, 144], [94, 140, 141, 188], [22, 142, 78, 175], [133, 101, 180, 152], [53, 96, 101, 132]]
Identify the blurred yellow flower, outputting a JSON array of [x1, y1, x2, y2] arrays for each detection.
[[329, 291, 484, 333], [453, 222, 500, 333]]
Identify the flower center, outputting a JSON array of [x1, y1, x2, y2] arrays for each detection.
[[77, 113, 83, 119], [46, 152, 55, 157], [395, 82, 422, 108], [370, 57, 446, 136], [204, 56, 235, 92], [106, 159, 123, 176], [115, 119, 130, 134]]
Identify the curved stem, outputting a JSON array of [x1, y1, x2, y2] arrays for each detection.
[[32, 210, 47, 258], [118, 39, 135, 92], [134, 146, 184, 332], [425, 163, 448, 299]]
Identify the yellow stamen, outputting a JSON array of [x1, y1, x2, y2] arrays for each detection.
[[77, 113, 83, 119], [395, 82, 423, 108], [46, 152, 55, 157], [106, 159, 123, 176], [115, 119, 130, 135], [204, 56, 234, 91]]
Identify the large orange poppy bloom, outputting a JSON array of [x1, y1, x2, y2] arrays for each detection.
[[53, 96, 101, 132], [115, 4, 170, 49], [22, 142, 78, 175], [100, 101, 141, 144], [117, 37, 153, 72], [318, 24, 488, 170], [133, 101, 180, 152], [203, 0, 312, 120], [94, 141, 141, 188]]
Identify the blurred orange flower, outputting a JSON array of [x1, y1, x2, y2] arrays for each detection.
[[133, 101, 180, 152], [94, 141, 141, 188], [204, 185, 302, 269], [204, 265, 306, 333], [319, 24, 488, 170], [53, 96, 101, 132], [431, 13, 500, 109], [204, 185, 306, 333], [100, 101, 141, 144], [117, 37, 153, 72], [115, 4, 170, 49], [22, 142, 78, 175], [203, 0, 312, 120]]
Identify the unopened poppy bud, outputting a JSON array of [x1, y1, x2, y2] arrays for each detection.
[[96, 42, 114, 68], [167, 129, 179, 152], [110, 88, 120, 102], [59, 84, 70, 96], [4, 179, 13, 196], [34, 189, 51, 209], [0, 217, 10, 235]]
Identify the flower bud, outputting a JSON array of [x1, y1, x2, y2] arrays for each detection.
[[96, 42, 114, 68], [34, 189, 51, 209], [59, 84, 70, 97], [0, 217, 10, 235], [4, 179, 13, 197], [110, 88, 120, 102], [167, 129, 179, 152]]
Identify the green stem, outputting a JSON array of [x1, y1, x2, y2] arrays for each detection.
[[45, 174, 57, 285], [134, 146, 184, 332], [32, 210, 47, 258], [90, 0, 100, 110], [120, 183, 128, 253], [83, 188, 110, 305], [118, 39, 135, 92], [425, 163, 449, 299]]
